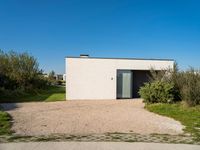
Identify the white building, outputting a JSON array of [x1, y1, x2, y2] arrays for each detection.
[[63, 74, 66, 81], [66, 55, 174, 100]]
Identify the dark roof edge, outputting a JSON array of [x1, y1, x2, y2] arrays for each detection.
[[65, 56, 174, 61]]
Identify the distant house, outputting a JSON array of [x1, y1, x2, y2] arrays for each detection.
[[42, 73, 49, 78], [63, 74, 66, 81], [56, 74, 63, 80], [65, 55, 174, 100], [43, 73, 65, 81]]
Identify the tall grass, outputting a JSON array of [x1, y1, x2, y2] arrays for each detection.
[[178, 68, 200, 106]]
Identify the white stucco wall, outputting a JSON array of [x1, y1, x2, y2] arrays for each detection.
[[66, 57, 174, 100]]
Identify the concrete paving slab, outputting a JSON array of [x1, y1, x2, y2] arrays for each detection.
[[0, 142, 200, 150]]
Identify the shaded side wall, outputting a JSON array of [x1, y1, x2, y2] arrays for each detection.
[[132, 70, 151, 98]]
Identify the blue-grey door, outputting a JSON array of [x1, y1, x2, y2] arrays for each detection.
[[117, 70, 133, 99]]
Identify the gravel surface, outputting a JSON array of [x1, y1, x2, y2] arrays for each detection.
[[1, 99, 184, 136]]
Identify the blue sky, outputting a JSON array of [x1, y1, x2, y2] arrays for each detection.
[[0, 0, 200, 74]]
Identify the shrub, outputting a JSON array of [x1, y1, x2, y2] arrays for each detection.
[[56, 80, 63, 85], [139, 81, 175, 104], [143, 64, 200, 106]]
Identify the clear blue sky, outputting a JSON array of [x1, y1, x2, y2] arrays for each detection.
[[0, 0, 200, 74]]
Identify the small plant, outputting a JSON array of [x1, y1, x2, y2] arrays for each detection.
[[139, 81, 175, 104], [0, 110, 12, 135]]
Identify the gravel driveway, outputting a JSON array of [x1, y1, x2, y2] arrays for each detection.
[[1, 99, 184, 136]]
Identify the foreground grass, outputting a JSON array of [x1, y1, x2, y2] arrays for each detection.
[[0, 86, 66, 103], [146, 103, 200, 141], [0, 108, 12, 135]]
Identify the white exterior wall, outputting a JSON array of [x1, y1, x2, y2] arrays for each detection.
[[66, 57, 174, 100]]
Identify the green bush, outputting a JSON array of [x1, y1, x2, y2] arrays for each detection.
[[139, 81, 175, 104]]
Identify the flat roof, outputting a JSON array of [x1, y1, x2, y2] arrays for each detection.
[[66, 56, 174, 61]]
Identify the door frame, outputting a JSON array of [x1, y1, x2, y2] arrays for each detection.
[[116, 69, 133, 99]]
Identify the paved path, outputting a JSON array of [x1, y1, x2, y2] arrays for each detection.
[[0, 142, 200, 150], [1, 99, 183, 136]]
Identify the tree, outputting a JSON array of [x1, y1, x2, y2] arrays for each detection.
[[49, 70, 56, 80], [0, 50, 48, 91]]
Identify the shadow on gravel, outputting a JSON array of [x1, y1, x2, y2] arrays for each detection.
[[0, 103, 18, 111]]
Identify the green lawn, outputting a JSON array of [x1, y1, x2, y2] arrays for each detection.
[[22, 86, 66, 102], [0, 109, 12, 135], [0, 86, 66, 103], [146, 103, 200, 141]]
